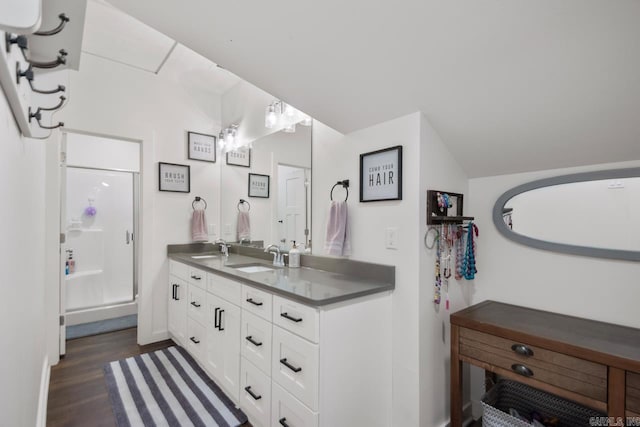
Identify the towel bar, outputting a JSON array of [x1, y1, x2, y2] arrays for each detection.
[[330, 180, 349, 202]]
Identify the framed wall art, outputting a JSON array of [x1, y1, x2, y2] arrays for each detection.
[[187, 131, 216, 163], [248, 173, 270, 198], [159, 162, 190, 193], [359, 145, 402, 202], [226, 147, 251, 167]]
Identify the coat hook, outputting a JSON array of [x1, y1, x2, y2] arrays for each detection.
[[28, 107, 63, 130], [34, 13, 70, 37], [25, 49, 67, 69], [16, 64, 66, 94], [5, 33, 27, 53]]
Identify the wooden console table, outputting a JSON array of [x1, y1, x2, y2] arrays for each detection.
[[450, 301, 640, 426]]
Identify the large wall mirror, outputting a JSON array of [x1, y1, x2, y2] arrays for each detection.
[[492, 167, 640, 262], [220, 126, 312, 251]]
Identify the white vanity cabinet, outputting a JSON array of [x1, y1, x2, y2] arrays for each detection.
[[168, 261, 188, 345], [168, 259, 393, 427], [205, 291, 241, 403]]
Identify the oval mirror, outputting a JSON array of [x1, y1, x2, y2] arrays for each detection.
[[492, 167, 640, 262]]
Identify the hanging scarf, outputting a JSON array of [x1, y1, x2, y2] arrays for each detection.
[[461, 222, 478, 280], [434, 225, 442, 305]]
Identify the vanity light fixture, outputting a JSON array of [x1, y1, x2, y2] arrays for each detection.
[[218, 124, 240, 154], [264, 99, 313, 132]]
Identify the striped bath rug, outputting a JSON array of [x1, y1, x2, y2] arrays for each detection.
[[103, 346, 247, 427]]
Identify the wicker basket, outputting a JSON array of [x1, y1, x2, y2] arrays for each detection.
[[481, 380, 605, 427]]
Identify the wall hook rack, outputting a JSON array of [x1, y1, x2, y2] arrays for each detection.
[[426, 189, 474, 225], [28, 107, 64, 129], [25, 49, 67, 69], [34, 13, 70, 37], [192, 196, 207, 210], [330, 179, 350, 202], [5, 33, 28, 53], [16, 64, 66, 94]]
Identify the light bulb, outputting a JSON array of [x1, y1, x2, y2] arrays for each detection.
[[283, 122, 296, 133], [226, 129, 235, 147], [218, 131, 225, 149], [284, 103, 297, 120], [265, 104, 278, 129]]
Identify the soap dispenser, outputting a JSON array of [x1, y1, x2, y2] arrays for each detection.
[[289, 241, 301, 268]]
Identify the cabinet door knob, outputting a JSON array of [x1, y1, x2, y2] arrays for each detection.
[[191, 275, 201, 280], [280, 312, 302, 323], [245, 336, 263, 347], [280, 358, 302, 373], [511, 364, 533, 377], [279, 417, 290, 427], [189, 337, 200, 344], [511, 344, 534, 357], [246, 298, 263, 306], [190, 301, 201, 308], [244, 386, 262, 400]]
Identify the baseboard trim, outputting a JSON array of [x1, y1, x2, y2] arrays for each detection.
[[440, 401, 474, 427], [36, 356, 50, 427]]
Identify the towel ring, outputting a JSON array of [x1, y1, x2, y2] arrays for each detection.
[[330, 180, 349, 202], [238, 199, 251, 212], [192, 196, 207, 210]]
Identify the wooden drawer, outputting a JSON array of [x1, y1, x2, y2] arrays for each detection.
[[628, 371, 640, 414], [208, 273, 241, 305], [272, 326, 319, 411], [240, 357, 272, 427], [187, 284, 206, 325], [186, 317, 206, 361], [271, 382, 318, 427], [188, 267, 206, 289], [242, 285, 273, 321], [170, 260, 189, 280], [273, 295, 319, 344], [241, 310, 272, 376], [459, 328, 607, 402]]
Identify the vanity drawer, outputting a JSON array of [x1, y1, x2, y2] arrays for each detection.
[[170, 260, 189, 280], [459, 328, 607, 402], [628, 371, 640, 414], [187, 284, 206, 324], [241, 310, 272, 376], [186, 317, 206, 361], [188, 267, 206, 289], [207, 273, 241, 305], [272, 326, 319, 411], [273, 295, 319, 344], [240, 357, 272, 427], [271, 382, 318, 427], [242, 285, 273, 321]]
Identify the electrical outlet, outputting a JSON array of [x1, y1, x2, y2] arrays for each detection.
[[385, 227, 399, 249]]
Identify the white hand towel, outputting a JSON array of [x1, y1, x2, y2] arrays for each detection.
[[324, 201, 351, 256], [191, 209, 208, 242], [237, 211, 251, 241]]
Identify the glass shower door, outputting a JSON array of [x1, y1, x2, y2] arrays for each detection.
[[64, 167, 135, 311]]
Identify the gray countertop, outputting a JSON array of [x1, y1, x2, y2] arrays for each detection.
[[168, 252, 394, 307]]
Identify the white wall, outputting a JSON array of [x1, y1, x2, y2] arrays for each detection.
[[312, 113, 422, 426], [220, 127, 311, 245], [0, 77, 49, 427], [58, 53, 223, 344], [467, 159, 640, 413], [418, 114, 470, 426]]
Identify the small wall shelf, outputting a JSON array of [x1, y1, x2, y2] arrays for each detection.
[[426, 190, 474, 225]]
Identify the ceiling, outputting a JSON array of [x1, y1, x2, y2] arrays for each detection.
[[81, 0, 239, 93], [105, 0, 640, 177]]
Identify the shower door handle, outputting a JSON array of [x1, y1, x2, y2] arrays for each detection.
[[125, 230, 130, 244]]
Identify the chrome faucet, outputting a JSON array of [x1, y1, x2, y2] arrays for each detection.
[[215, 238, 230, 257], [264, 244, 284, 266], [240, 237, 251, 245]]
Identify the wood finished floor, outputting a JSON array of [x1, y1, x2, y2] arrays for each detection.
[[47, 328, 174, 427]]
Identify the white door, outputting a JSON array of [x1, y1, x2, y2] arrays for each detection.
[[277, 166, 308, 248], [59, 137, 67, 355]]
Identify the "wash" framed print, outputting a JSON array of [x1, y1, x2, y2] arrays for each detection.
[[359, 145, 402, 202]]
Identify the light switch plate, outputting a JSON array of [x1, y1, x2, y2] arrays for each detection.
[[386, 227, 398, 249]]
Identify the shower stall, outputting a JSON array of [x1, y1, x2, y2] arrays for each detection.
[[61, 132, 139, 341]]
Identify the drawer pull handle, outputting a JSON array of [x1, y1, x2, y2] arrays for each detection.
[[246, 298, 263, 306], [511, 344, 534, 357], [280, 312, 302, 323], [172, 284, 177, 300], [280, 358, 302, 373], [279, 417, 290, 427], [511, 364, 533, 377], [214, 307, 220, 328], [244, 386, 262, 400], [217, 309, 225, 331], [190, 301, 201, 308], [174, 284, 180, 301], [245, 336, 263, 347], [189, 337, 200, 344], [191, 275, 201, 280]]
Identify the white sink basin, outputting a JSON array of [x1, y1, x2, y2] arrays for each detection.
[[191, 255, 217, 259], [234, 265, 274, 273]]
